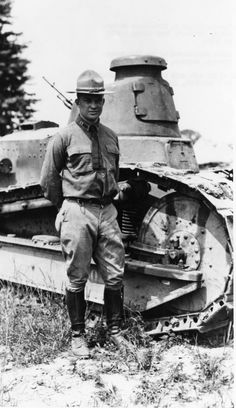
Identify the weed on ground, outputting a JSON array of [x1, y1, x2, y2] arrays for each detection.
[[0, 282, 70, 366], [0, 283, 234, 407]]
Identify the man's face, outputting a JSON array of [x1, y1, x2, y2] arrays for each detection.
[[77, 94, 104, 123]]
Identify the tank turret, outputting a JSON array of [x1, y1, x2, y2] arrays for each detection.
[[103, 55, 180, 138], [69, 55, 198, 171]]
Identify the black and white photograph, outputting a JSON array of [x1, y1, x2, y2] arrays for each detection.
[[0, 0, 234, 407]]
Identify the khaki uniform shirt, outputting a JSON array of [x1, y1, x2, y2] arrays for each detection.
[[40, 117, 120, 208]]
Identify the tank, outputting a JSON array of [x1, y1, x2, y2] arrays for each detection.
[[0, 55, 233, 337]]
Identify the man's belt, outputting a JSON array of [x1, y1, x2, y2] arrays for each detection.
[[66, 197, 112, 206]]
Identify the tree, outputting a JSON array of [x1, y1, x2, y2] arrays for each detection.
[[0, 0, 37, 136]]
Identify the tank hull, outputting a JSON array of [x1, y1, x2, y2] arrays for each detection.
[[0, 55, 233, 336]]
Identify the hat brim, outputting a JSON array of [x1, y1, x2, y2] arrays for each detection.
[[67, 90, 113, 94]]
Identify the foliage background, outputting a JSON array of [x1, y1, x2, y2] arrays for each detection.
[[0, 0, 37, 136]]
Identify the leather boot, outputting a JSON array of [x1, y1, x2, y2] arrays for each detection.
[[104, 287, 123, 334], [104, 287, 127, 350], [66, 289, 90, 358]]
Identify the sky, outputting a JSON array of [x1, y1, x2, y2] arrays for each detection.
[[11, 0, 234, 143]]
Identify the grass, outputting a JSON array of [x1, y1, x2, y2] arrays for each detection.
[[0, 282, 70, 366], [0, 282, 156, 368], [94, 375, 123, 407], [0, 282, 234, 407]]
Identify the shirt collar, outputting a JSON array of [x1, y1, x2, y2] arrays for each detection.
[[76, 114, 100, 132]]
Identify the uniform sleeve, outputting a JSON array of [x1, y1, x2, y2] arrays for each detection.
[[40, 133, 66, 209]]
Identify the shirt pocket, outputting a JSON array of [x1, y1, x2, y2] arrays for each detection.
[[106, 144, 119, 169], [67, 145, 93, 175]]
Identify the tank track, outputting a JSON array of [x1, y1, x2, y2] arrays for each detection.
[[146, 293, 233, 336], [127, 165, 233, 337], [0, 183, 43, 203]]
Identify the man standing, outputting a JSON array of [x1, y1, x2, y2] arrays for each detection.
[[40, 70, 125, 359]]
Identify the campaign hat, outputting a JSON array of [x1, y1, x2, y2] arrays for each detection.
[[68, 70, 112, 94]]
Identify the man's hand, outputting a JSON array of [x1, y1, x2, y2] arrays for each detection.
[[114, 179, 151, 202]]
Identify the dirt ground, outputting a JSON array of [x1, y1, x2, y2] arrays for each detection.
[[0, 336, 234, 408]]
